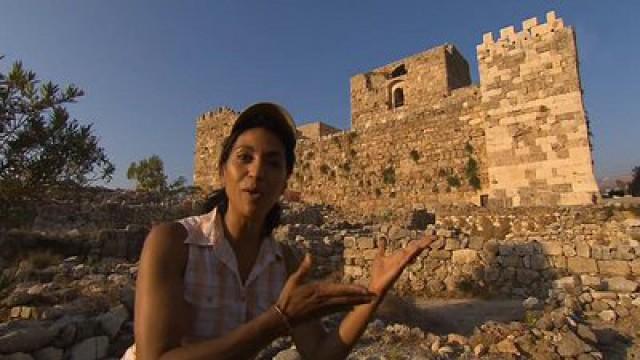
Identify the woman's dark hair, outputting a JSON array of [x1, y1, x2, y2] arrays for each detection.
[[200, 116, 296, 237]]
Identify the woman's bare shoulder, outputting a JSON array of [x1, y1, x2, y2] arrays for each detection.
[[141, 222, 189, 275]]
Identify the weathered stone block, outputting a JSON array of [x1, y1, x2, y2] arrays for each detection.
[[452, 249, 478, 264], [343, 236, 356, 248], [604, 277, 638, 293], [597, 260, 630, 276], [540, 241, 563, 256], [357, 237, 375, 250], [445, 238, 461, 250], [575, 242, 590, 258], [567, 257, 597, 274], [563, 244, 577, 257], [430, 250, 451, 260]]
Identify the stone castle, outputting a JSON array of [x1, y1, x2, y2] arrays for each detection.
[[193, 11, 599, 214]]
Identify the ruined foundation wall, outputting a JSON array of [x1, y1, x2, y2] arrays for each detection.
[[343, 206, 640, 299]]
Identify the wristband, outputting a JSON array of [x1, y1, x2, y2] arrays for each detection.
[[272, 304, 293, 333]]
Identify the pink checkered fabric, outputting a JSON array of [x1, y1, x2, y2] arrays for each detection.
[[122, 207, 288, 359]]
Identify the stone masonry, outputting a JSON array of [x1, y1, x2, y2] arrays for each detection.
[[193, 12, 599, 214]]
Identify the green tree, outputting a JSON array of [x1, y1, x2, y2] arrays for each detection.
[[631, 166, 640, 197], [127, 155, 168, 192], [0, 57, 114, 199]]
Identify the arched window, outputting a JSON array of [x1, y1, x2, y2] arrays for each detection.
[[393, 87, 404, 108], [391, 64, 407, 78]]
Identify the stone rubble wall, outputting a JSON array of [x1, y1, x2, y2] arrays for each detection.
[[343, 206, 640, 300]]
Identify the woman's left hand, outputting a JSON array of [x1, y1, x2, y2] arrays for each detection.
[[367, 235, 434, 297]]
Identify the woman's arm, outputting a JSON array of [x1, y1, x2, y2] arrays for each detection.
[[291, 236, 434, 360], [134, 223, 374, 360]]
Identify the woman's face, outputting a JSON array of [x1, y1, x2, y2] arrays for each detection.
[[221, 127, 289, 221]]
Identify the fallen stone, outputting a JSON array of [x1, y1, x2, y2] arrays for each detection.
[[522, 297, 540, 310], [598, 310, 616, 322], [33, 347, 63, 360], [98, 305, 129, 338], [495, 338, 519, 354], [69, 336, 109, 360], [557, 330, 589, 357], [273, 348, 301, 360], [576, 324, 598, 344], [0, 326, 54, 354]]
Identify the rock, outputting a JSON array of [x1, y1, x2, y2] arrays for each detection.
[[553, 276, 580, 291], [556, 330, 588, 357], [539, 241, 563, 256], [33, 347, 63, 360], [473, 344, 486, 356], [576, 324, 598, 344], [597, 260, 630, 276], [273, 348, 301, 360], [98, 305, 129, 338], [0, 326, 54, 353], [495, 338, 519, 354], [598, 310, 616, 322], [451, 249, 478, 264], [604, 277, 638, 292], [523, 297, 540, 310], [567, 257, 598, 274], [447, 333, 467, 345], [69, 336, 109, 360], [437, 346, 454, 355]]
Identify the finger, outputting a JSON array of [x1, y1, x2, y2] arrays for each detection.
[[291, 254, 312, 284], [377, 237, 386, 256], [419, 235, 435, 248]]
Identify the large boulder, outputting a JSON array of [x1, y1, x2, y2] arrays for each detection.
[[0, 326, 54, 354]]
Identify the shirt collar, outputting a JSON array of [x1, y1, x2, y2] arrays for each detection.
[[198, 207, 284, 285]]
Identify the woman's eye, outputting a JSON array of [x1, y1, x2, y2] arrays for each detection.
[[269, 160, 283, 168], [237, 153, 252, 163]]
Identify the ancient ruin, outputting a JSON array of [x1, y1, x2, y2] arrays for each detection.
[[194, 11, 599, 213], [1, 11, 638, 360]]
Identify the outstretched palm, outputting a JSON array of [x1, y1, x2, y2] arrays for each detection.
[[368, 236, 434, 296]]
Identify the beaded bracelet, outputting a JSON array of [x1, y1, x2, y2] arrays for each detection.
[[272, 304, 293, 333]]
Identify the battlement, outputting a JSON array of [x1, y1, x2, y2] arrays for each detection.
[[478, 11, 566, 53], [197, 106, 238, 122]]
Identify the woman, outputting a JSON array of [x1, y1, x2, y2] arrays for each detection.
[[125, 102, 432, 359]]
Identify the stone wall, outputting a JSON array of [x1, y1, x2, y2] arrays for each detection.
[[193, 107, 237, 190], [478, 12, 599, 206], [343, 206, 640, 299], [289, 86, 488, 214], [192, 11, 599, 214]]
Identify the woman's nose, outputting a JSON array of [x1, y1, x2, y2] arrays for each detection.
[[248, 157, 265, 179]]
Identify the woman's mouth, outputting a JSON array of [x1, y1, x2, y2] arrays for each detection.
[[243, 189, 263, 200]]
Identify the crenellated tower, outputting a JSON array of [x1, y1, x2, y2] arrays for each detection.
[[477, 11, 599, 206]]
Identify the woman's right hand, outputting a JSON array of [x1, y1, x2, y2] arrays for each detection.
[[275, 254, 375, 326]]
